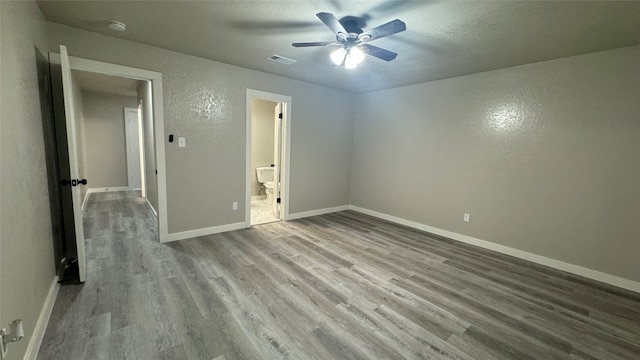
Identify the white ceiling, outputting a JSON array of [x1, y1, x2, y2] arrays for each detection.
[[37, 1, 640, 93], [74, 70, 143, 97]]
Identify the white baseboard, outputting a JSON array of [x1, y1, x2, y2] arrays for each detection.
[[81, 191, 90, 213], [162, 205, 348, 242], [86, 186, 130, 194], [165, 222, 247, 243], [164, 204, 348, 243], [24, 276, 60, 360], [349, 205, 640, 294], [287, 205, 350, 221], [82, 187, 131, 212], [144, 198, 158, 218]]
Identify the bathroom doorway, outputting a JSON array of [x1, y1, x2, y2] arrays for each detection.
[[246, 89, 291, 226]]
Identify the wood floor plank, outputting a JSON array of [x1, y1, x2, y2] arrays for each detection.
[[390, 276, 572, 359], [372, 304, 475, 360], [38, 192, 640, 359]]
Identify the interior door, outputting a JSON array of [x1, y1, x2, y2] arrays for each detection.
[[273, 103, 283, 218], [124, 107, 142, 190], [60, 45, 86, 282], [37, 49, 66, 278]]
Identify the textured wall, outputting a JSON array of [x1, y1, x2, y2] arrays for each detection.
[[47, 22, 354, 233], [81, 90, 138, 190], [351, 45, 640, 282], [0, 1, 55, 359], [250, 99, 276, 196]]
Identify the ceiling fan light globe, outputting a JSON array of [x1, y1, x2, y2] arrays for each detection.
[[330, 47, 347, 65], [344, 47, 365, 69], [350, 47, 365, 64], [344, 61, 358, 69]]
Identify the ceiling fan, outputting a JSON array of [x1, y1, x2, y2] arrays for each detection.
[[292, 12, 406, 69]]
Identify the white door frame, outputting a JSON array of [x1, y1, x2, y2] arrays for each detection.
[[124, 107, 143, 191], [246, 89, 292, 226], [50, 52, 169, 243], [273, 102, 283, 218]]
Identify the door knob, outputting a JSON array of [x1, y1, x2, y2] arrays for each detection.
[[77, 179, 88, 186]]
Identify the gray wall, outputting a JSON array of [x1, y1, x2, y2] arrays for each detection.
[[81, 90, 138, 190], [48, 22, 354, 233], [351, 45, 640, 282], [0, 1, 55, 359], [139, 81, 158, 211], [250, 99, 276, 197]]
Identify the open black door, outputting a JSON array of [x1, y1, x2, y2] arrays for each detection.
[[44, 51, 81, 283], [36, 47, 67, 279]]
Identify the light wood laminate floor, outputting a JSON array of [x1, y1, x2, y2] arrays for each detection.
[[38, 191, 640, 359]]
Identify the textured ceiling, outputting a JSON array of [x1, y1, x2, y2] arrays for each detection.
[[37, 1, 640, 93], [74, 70, 143, 97]]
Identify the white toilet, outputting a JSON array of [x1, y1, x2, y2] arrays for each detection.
[[264, 181, 275, 201], [256, 167, 275, 201]]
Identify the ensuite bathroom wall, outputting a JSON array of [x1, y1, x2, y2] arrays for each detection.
[[250, 98, 277, 198]]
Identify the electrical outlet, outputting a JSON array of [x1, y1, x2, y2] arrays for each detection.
[[178, 137, 186, 147], [232, 202, 238, 210], [464, 213, 470, 222]]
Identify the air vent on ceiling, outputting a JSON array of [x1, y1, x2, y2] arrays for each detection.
[[267, 54, 297, 65]]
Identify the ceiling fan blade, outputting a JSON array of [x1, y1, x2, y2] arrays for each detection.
[[292, 41, 337, 47], [316, 12, 349, 39], [359, 19, 406, 42], [360, 44, 398, 61]]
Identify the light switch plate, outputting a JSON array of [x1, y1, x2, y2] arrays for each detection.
[[178, 137, 186, 147]]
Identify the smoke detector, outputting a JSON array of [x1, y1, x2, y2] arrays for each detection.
[[107, 20, 127, 32]]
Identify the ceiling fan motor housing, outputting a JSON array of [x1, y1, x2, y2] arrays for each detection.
[[341, 18, 364, 35]]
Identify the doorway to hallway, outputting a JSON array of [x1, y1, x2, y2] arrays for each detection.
[[48, 46, 168, 283]]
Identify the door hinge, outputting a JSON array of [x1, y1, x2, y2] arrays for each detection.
[[278, 113, 283, 119], [277, 198, 281, 203]]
